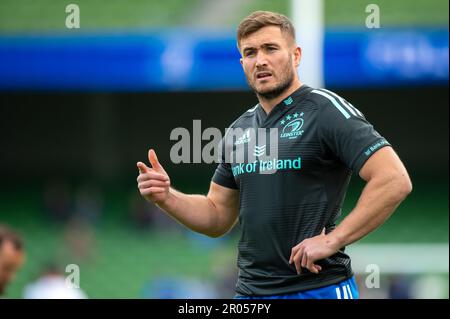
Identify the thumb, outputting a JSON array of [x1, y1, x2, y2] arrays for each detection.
[[137, 162, 150, 174], [148, 149, 164, 171]]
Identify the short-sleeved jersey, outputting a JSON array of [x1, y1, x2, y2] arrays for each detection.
[[212, 85, 391, 296]]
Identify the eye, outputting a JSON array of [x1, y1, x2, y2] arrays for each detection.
[[244, 50, 256, 57]]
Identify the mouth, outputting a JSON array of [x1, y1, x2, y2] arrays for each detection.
[[255, 72, 272, 80]]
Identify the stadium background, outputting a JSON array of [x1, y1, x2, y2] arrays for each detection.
[[0, 0, 448, 298]]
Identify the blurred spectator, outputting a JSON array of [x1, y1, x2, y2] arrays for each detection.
[[213, 263, 238, 298], [210, 248, 239, 298], [43, 179, 72, 223], [411, 274, 449, 299], [61, 182, 103, 263], [64, 215, 96, 264], [0, 225, 25, 296], [388, 275, 412, 299], [73, 182, 103, 225], [141, 276, 218, 298], [23, 263, 87, 299], [128, 190, 182, 233], [128, 191, 157, 231]]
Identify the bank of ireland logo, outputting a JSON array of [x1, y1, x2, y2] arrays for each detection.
[[280, 112, 304, 140]]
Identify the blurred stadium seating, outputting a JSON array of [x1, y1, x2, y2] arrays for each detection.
[[0, 0, 448, 298]]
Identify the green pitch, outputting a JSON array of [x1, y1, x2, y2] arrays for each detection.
[[0, 0, 448, 33]]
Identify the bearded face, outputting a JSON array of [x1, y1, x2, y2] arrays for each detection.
[[240, 26, 298, 101]]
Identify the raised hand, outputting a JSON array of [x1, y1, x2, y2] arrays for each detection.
[[136, 149, 171, 205]]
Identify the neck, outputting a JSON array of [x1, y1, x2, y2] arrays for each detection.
[[258, 79, 303, 114]]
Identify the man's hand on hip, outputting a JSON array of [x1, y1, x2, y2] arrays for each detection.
[[289, 229, 341, 275]]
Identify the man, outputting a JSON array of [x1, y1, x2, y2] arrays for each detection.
[[137, 11, 412, 299], [0, 225, 25, 296]]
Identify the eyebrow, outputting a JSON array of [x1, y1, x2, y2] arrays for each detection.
[[242, 42, 280, 54]]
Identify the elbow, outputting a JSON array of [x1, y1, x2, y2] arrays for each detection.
[[204, 229, 225, 238], [204, 223, 234, 238], [404, 178, 413, 197], [202, 221, 227, 238], [207, 232, 224, 238], [392, 173, 413, 201]]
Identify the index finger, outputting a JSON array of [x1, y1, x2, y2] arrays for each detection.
[[137, 162, 150, 174]]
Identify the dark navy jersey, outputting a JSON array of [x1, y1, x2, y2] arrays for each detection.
[[212, 85, 391, 296]]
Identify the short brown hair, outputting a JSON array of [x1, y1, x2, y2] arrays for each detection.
[[0, 225, 23, 251], [237, 11, 296, 49]]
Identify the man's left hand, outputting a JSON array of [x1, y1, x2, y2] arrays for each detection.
[[289, 230, 340, 274]]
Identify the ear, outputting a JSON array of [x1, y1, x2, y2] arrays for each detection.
[[293, 46, 302, 67], [240, 57, 244, 68]]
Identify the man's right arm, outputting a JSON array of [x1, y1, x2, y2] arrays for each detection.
[[159, 182, 239, 237], [137, 149, 239, 238]]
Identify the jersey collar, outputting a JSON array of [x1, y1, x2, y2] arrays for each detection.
[[256, 84, 311, 124]]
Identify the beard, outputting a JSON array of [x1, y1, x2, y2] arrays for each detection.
[[246, 57, 295, 101]]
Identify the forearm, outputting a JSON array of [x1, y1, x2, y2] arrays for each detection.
[[328, 173, 411, 248], [156, 187, 221, 237]]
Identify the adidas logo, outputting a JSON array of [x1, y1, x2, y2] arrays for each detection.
[[235, 129, 251, 145], [283, 96, 293, 105]]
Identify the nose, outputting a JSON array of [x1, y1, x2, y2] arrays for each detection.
[[255, 51, 268, 68]]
